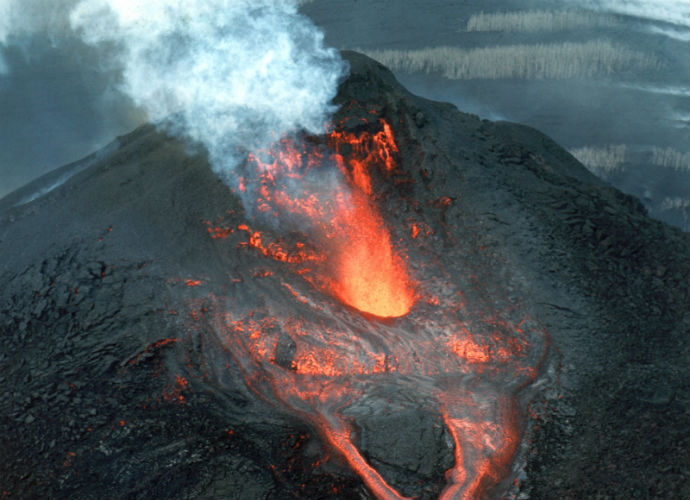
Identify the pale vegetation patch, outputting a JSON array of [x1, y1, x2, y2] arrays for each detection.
[[570, 144, 690, 178], [569, 144, 628, 175], [361, 40, 660, 80], [651, 147, 690, 171], [464, 9, 618, 32], [660, 196, 690, 228], [661, 197, 690, 210]]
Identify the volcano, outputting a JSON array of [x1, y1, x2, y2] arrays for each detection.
[[0, 52, 688, 500]]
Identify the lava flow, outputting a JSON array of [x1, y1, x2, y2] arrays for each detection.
[[193, 115, 549, 499]]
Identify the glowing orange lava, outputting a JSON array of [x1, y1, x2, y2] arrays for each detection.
[[330, 193, 414, 317], [321, 421, 413, 500], [192, 115, 549, 499], [245, 119, 415, 317], [206, 300, 540, 500]]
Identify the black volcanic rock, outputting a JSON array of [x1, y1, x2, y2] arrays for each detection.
[[0, 51, 688, 500]]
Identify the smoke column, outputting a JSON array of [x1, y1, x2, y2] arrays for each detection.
[[0, 1, 80, 48], [68, 0, 347, 178], [0, 1, 11, 74]]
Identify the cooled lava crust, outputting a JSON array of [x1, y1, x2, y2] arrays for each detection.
[[0, 51, 688, 500]]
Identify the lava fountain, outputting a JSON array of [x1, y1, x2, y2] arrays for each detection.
[[194, 112, 549, 499], [242, 117, 415, 318]]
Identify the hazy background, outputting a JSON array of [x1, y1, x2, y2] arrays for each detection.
[[1, 0, 688, 229]]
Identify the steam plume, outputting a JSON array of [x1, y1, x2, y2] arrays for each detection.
[[0, 1, 79, 45], [68, 0, 346, 178]]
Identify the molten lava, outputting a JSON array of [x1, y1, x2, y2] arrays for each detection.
[[331, 192, 414, 317], [187, 114, 549, 500], [244, 118, 415, 317]]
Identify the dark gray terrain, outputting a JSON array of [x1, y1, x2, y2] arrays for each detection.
[[0, 52, 688, 499]]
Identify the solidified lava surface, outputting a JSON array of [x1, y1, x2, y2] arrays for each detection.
[[0, 52, 688, 500]]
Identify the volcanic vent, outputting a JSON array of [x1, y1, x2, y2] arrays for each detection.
[[177, 52, 551, 500], [238, 118, 415, 319]]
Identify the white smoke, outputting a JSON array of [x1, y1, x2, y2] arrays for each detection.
[[0, 1, 9, 44], [0, 1, 79, 44], [66, 0, 346, 178], [0, 0, 9, 74]]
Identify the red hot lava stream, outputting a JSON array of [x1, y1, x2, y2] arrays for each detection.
[[195, 116, 548, 499]]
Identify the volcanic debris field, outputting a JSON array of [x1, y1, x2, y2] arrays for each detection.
[[0, 52, 688, 499]]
